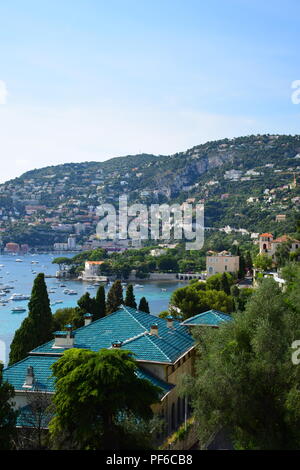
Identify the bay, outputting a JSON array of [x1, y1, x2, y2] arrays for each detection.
[[0, 252, 186, 364]]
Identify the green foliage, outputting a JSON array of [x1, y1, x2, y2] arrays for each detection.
[[170, 281, 233, 320], [275, 242, 292, 268], [49, 348, 161, 449], [254, 253, 273, 271], [52, 307, 82, 330], [187, 271, 300, 449], [106, 280, 123, 315], [0, 364, 17, 450], [9, 273, 53, 365], [94, 285, 106, 319], [138, 297, 150, 314], [124, 284, 137, 309]]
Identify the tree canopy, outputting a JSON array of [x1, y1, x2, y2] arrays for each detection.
[[49, 348, 161, 449], [186, 269, 300, 449]]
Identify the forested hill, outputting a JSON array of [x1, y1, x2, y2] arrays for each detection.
[[0, 134, 300, 245]]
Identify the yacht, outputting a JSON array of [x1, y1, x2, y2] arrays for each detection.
[[67, 290, 78, 295], [10, 293, 30, 301], [15, 259, 23, 262], [11, 306, 27, 313]]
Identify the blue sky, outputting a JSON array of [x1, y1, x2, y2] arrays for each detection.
[[0, 0, 299, 182]]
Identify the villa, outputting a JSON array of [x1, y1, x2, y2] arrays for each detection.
[[3, 306, 232, 444]]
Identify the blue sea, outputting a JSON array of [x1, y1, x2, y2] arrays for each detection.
[[0, 253, 186, 364]]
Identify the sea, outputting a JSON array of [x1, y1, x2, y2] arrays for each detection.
[[0, 252, 187, 365]]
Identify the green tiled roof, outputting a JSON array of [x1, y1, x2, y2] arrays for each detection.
[[31, 305, 194, 363], [181, 309, 233, 327]]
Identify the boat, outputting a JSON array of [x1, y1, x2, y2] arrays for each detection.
[[60, 284, 66, 287], [15, 259, 23, 262], [161, 288, 167, 292], [63, 289, 70, 294], [31, 260, 39, 264], [134, 284, 144, 288], [11, 306, 27, 313], [10, 294, 30, 301], [67, 290, 78, 295]]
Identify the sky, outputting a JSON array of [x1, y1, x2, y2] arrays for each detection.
[[0, 0, 300, 182]]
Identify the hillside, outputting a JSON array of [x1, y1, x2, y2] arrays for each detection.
[[0, 134, 300, 247]]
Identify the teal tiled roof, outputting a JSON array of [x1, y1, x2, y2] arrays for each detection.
[[181, 309, 233, 327], [31, 305, 194, 363], [136, 367, 174, 398], [16, 404, 53, 428], [3, 355, 57, 392]]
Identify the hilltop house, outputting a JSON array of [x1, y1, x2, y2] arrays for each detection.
[[206, 251, 240, 277], [3, 306, 232, 443], [258, 233, 300, 260]]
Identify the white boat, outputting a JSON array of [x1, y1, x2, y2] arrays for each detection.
[[68, 290, 77, 295], [63, 289, 70, 294], [31, 260, 39, 264], [134, 284, 144, 288], [15, 259, 23, 262], [10, 293, 30, 301], [11, 306, 27, 312]]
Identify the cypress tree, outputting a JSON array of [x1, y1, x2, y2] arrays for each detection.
[[77, 292, 95, 314], [220, 273, 231, 295], [124, 284, 137, 309], [138, 297, 150, 314], [94, 285, 106, 319], [106, 280, 123, 315], [9, 273, 53, 365]]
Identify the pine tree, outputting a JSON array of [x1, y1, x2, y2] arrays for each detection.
[[0, 364, 17, 449], [138, 297, 150, 314], [124, 284, 137, 309], [106, 280, 123, 315], [94, 285, 106, 319], [9, 273, 53, 365]]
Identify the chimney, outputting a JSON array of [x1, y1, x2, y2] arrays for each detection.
[[150, 323, 159, 336], [84, 313, 93, 326], [111, 340, 123, 348], [53, 324, 74, 348], [24, 366, 35, 388], [166, 316, 174, 329]]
